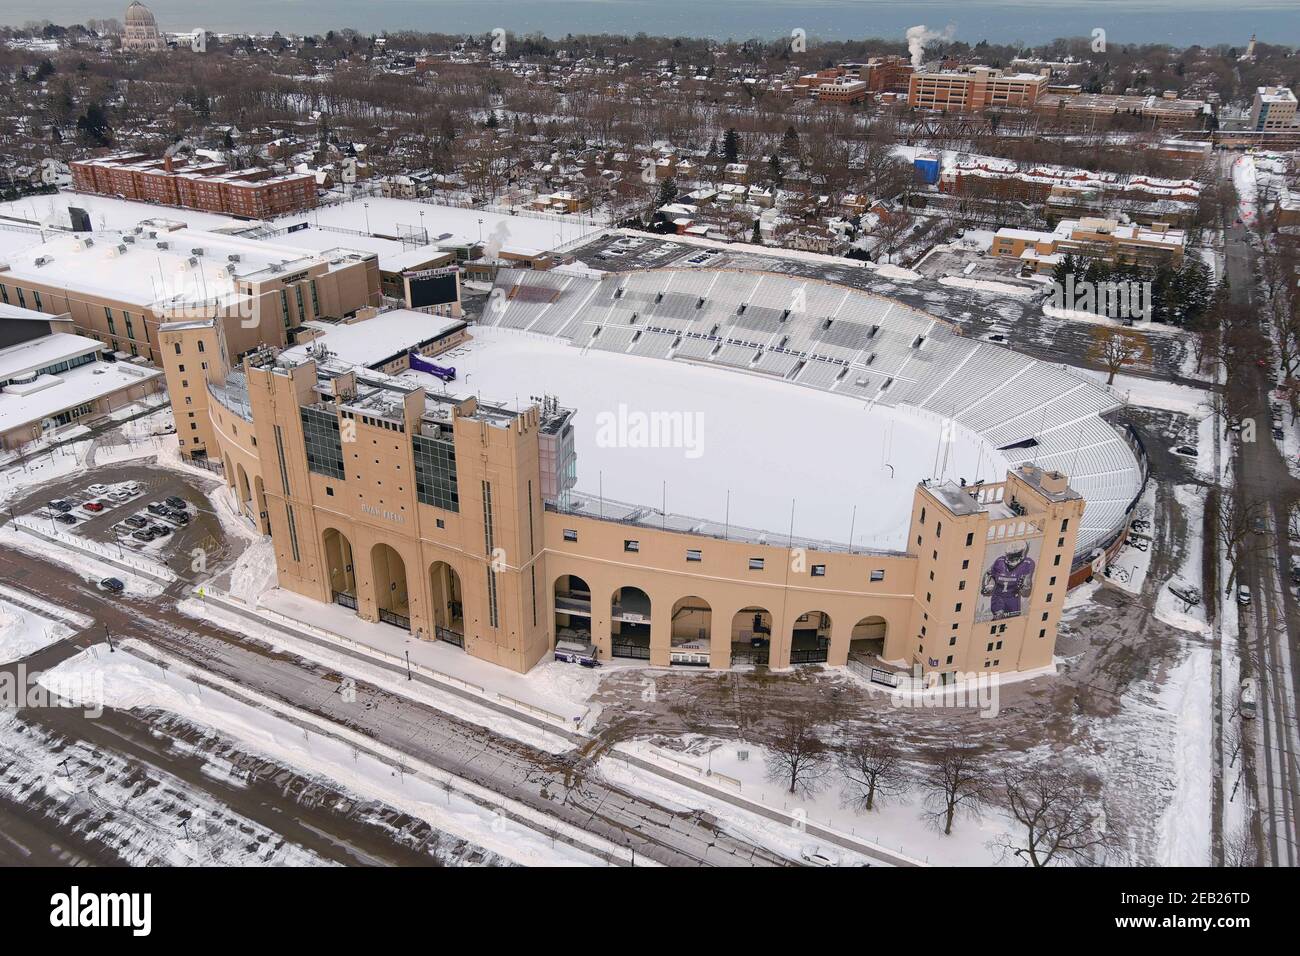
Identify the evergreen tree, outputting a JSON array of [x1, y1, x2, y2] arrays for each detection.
[[723, 127, 740, 164], [751, 219, 762, 244]]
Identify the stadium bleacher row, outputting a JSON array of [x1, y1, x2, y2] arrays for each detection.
[[483, 267, 1144, 558]]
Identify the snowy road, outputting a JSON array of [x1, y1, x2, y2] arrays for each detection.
[[0, 547, 791, 867]]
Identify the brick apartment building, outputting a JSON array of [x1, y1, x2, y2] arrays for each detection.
[[70, 152, 318, 219], [908, 67, 1050, 111]]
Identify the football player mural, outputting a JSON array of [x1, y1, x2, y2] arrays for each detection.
[[977, 538, 1040, 621]]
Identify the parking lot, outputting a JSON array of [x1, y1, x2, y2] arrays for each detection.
[[7, 461, 237, 577]]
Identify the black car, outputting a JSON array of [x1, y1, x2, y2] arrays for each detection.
[[54, 513, 77, 525], [99, 577, 125, 593], [47, 500, 72, 513], [164, 509, 190, 525], [124, 515, 148, 529], [131, 529, 153, 542], [164, 496, 187, 510], [147, 503, 170, 516], [149, 524, 171, 537]]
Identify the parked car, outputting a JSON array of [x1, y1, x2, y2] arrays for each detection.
[[54, 514, 77, 525], [164, 496, 186, 510], [82, 501, 104, 513], [99, 577, 125, 593], [107, 490, 131, 503], [1237, 585, 1252, 606], [147, 503, 170, 516], [87, 484, 108, 495], [800, 848, 839, 867], [131, 529, 153, 542], [1240, 678, 1258, 719], [165, 509, 190, 525], [149, 524, 171, 537], [124, 481, 144, 494], [124, 515, 148, 529]]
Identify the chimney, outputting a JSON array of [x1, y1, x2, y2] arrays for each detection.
[[164, 155, 174, 173]]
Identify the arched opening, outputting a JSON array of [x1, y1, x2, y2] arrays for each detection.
[[730, 606, 772, 666], [790, 610, 832, 664], [429, 561, 465, 648], [322, 528, 356, 609], [554, 573, 592, 647], [670, 596, 711, 666], [223, 453, 235, 489], [611, 586, 651, 660], [252, 475, 269, 534], [236, 463, 252, 517], [850, 615, 887, 661], [371, 543, 410, 629]]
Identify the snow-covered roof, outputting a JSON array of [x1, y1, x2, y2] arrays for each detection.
[[0, 332, 102, 382], [0, 356, 161, 432], [281, 310, 465, 370]]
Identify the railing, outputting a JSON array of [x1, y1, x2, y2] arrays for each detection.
[[435, 626, 464, 648], [554, 591, 592, 614], [377, 608, 410, 630], [333, 590, 357, 610], [611, 642, 651, 660], [790, 648, 830, 665]]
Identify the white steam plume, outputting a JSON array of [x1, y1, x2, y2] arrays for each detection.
[[905, 24, 956, 68]]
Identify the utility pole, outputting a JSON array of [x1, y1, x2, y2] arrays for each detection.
[[103, 622, 115, 653], [405, 649, 412, 681]]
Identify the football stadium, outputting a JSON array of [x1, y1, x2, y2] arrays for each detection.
[[174, 264, 1148, 679]]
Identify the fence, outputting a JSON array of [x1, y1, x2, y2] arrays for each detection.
[[10, 517, 177, 582]]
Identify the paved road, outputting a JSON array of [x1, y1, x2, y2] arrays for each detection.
[[1219, 174, 1300, 867], [0, 547, 789, 867]]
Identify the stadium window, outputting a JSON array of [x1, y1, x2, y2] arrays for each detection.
[[748, 557, 765, 570], [965, 532, 973, 547], [624, 540, 640, 553], [1042, 612, 1049, 621], [563, 529, 578, 542], [1045, 593, 1053, 603], [954, 602, 962, 613], [1049, 576, 1056, 586], [0, 284, 6, 304], [1053, 554, 1062, 566], [16, 289, 25, 308], [870, 569, 884, 581], [936, 521, 942, 538], [178, 365, 185, 373], [920, 507, 926, 525], [1061, 518, 1069, 532], [995, 641, 1003, 650], [197, 340, 205, 353], [686, 549, 702, 562], [1057, 537, 1065, 547], [945, 656, 953, 665], [958, 580, 966, 590], [174, 342, 181, 355], [32, 291, 42, 310], [811, 564, 825, 577], [1039, 629, 1046, 639], [436, 519, 445, 529], [948, 636, 956, 646], [962, 560, 969, 570], [986, 642, 994, 652]]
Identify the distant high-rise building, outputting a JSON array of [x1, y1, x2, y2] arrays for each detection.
[[122, 2, 163, 52]]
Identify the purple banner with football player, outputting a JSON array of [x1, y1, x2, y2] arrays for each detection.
[[976, 535, 1042, 622]]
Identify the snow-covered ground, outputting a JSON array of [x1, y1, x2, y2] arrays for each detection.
[[0, 597, 72, 665], [39, 642, 614, 866], [276, 197, 601, 252], [607, 735, 1024, 866]]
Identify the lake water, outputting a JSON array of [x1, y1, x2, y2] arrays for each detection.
[[3, 0, 1297, 47]]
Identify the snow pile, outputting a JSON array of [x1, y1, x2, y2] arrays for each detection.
[[0, 599, 71, 664]]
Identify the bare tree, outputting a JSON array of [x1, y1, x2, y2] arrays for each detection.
[[1222, 823, 1260, 868], [763, 715, 830, 796], [994, 767, 1109, 866], [839, 738, 908, 812], [1088, 327, 1149, 385], [1216, 490, 1269, 593], [921, 745, 992, 835]]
